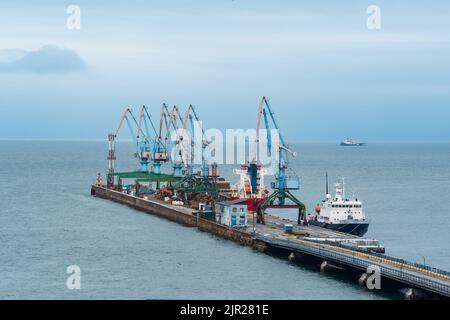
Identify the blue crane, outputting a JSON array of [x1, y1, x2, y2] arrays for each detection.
[[138, 105, 168, 174], [255, 96, 306, 224], [183, 104, 210, 178], [114, 107, 151, 172], [169, 105, 189, 177]]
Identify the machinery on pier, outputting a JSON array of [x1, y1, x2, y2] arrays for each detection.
[[106, 104, 220, 206], [107, 107, 152, 188], [254, 96, 306, 224], [171, 104, 219, 202], [106, 105, 173, 189]]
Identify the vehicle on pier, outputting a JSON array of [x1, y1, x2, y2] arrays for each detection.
[[308, 176, 370, 237]]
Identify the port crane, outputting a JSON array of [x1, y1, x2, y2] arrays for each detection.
[[138, 105, 169, 174], [113, 107, 152, 173], [107, 104, 218, 200], [255, 96, 306, 224], [164, 104, 191, 176], [172, 104, 219, 200], [183, 104, 210, 177]]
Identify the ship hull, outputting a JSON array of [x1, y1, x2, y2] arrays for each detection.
[[309, 221, 369, 237], [340, 143, 365, 146]]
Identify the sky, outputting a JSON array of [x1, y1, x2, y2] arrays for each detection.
[[0, 0, 449, 141]]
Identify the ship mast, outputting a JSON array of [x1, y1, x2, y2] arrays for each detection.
[[341, 177, 346, 201]]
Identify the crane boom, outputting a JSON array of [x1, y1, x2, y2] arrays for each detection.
[[114, 108, 131, 137], [263, 96, 286, 146], [113, 107, 152, 172]]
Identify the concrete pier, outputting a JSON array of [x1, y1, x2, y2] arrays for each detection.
[[91, 185, 450, 299]]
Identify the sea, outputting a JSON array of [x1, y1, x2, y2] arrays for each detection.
[[0, 141, 449, 299]]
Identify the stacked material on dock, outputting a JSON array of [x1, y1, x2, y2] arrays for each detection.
[[216, 177, 231, 192]]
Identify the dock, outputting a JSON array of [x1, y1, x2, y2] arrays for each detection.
[[91, 185, 450, 300]]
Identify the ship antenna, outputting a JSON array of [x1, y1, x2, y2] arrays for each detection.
[[326, 172, 329, 195], [342, 176, 346, 200]]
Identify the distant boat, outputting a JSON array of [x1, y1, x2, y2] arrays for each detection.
[[340, 138, 365, 146]]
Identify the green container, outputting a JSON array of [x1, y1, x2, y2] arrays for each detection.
[[203, 211, 215, 221]]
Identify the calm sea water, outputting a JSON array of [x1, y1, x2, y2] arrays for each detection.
[[0, 141, 449, 299]]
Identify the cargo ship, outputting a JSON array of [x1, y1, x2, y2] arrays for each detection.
[[308, 177, 369, 236], [229, 162, 270, 212]]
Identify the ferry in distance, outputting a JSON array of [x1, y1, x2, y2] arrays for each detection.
[[340, 138, 365, 146]]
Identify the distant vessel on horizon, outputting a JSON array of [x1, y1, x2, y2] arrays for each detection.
[[340, 138, 365, 146]]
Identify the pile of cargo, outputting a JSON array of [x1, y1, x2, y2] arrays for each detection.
[[186, 193, 215, 209], [155, 187, 173, 200]]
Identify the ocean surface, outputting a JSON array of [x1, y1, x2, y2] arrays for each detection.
[[1, 141, 449, 300]]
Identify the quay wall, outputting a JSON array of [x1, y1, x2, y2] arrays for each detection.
[[91, 185, 267, 252], [92, 185, 197, 227]]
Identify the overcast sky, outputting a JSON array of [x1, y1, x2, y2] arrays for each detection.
[[0, 0, 449, 141]]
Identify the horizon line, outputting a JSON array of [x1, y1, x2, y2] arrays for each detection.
[[1, 138, 449, 144]]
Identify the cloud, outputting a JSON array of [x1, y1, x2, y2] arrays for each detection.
[[0, 45, 88, 73]]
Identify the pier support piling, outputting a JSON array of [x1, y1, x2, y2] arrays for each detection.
[[288, 252, 295, 261], [358, 273, 368, 287], [320, 261, 344, 272], [403, 288, 427, 300], [288, 252, 303, 262]]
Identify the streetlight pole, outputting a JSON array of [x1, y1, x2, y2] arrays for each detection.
[[253, 211, 256, 237], [419, 254, 426, 267]]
